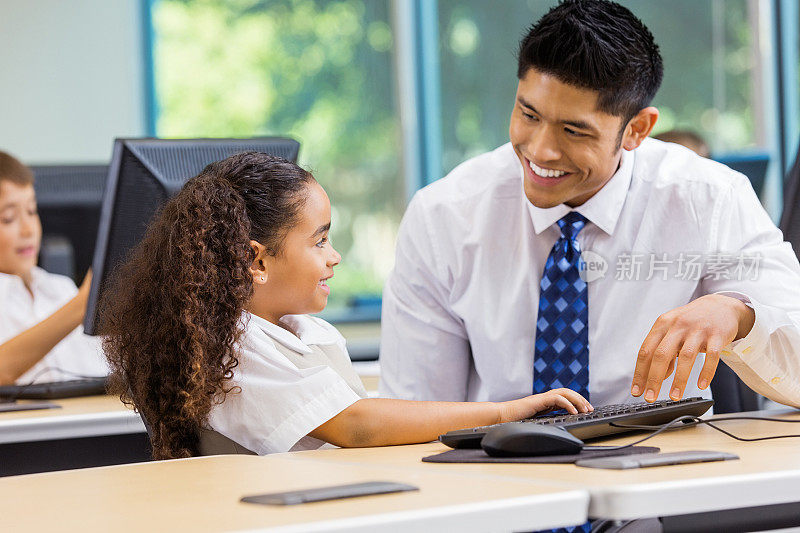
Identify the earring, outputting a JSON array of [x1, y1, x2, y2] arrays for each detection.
[[260, 276, 265, 282]]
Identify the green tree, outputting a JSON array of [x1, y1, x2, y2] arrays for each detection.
[[153, 0, 402, 308]]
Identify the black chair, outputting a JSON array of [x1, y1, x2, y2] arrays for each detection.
[[779, 142, 800, 261], [136, 402, 255, 456], [709, 362, 761, 414]]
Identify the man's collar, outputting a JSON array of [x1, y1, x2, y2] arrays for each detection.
[[526, 148, 635, 235]]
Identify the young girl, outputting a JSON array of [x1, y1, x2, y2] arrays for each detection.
[[101, 152, 591, 459], [0, 151, 107, 384]]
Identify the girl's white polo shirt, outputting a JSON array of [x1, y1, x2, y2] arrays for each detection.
[[207, 312, 367, 455]]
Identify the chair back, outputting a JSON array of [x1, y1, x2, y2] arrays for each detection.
[[780, 142, 800, 261], [710, 362, 762, 414], [137, 403, 256, 456]]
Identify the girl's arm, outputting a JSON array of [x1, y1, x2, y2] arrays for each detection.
[[308, 388, 591, 448], [0, 272, 91, 385]]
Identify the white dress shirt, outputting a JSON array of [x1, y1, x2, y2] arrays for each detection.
[[0, 267, 107, 383], [207, 312, 366, 455], [379, 139, 800, 408]]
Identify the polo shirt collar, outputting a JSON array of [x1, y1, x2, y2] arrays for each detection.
[[245, 312, 338, 355], [0, 267, 52, 301]]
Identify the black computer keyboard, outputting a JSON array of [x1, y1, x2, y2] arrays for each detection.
[[440, 397, 714, 448], [0, 376, 109, 400]]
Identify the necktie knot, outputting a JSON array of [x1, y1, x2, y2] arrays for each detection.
[[556, 212, 587, 241]]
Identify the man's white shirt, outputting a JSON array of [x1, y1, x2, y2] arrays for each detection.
[[379, 139, 800, 408]]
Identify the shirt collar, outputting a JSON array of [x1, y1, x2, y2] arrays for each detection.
[[0, 267, 49, 299], [526, 148, 635, 236], [29, 267, 58, 298], [245, 312, 338, 355]]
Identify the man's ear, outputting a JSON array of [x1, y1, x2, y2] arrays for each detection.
[[249, 240, 268, 285], [621, 106, 659, 151]]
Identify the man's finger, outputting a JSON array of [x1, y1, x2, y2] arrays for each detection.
[[668, 333, 704, 400], [644, 329, 684, 402], [698, 336, 724, 390], [664, 357, 676, 380], [632, 317, 672, 396]]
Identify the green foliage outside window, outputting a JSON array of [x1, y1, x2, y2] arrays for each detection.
[[152, 0, 763, 311], [438, 0, 757, 174], [152, 0, 402, 310]]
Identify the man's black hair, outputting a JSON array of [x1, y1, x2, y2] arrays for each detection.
[[517, 0, 663, 123]]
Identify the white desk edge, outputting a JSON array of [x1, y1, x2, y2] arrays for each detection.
[[0, 410, 145, 444], [587, 468, 800, 520], [239, 490, 590, 533]]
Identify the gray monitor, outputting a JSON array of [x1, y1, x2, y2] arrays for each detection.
[[83, 137, 300, 335], [31, 164, 108, 282], [713, 152, 770, 198]]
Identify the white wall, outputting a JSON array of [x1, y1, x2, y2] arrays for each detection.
[[0, 0, 145, 164]]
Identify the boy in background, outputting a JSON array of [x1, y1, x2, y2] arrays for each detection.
[[0, 151, 106, 384]]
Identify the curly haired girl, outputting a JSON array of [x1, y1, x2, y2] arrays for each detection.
[[100, 152, 591, 459]]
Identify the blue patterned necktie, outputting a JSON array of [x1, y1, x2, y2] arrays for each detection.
[[534, 211, 590, 400], [534, 212, 591, 533]]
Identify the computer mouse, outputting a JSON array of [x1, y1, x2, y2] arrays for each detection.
[[481, 424, 585, 457]]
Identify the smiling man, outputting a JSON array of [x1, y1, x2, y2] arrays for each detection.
[[379, 0, 800, 411]]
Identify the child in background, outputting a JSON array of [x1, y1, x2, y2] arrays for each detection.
[[652, 129, 710, 158], [0, 151, 107, 384], [101, 152, 592, 459]]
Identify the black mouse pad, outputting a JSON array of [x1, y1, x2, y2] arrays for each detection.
[[421, 446, 660, 464]]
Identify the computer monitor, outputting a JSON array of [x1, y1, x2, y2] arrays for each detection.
[[31, 165, 108, 283], [713, 152, 770, 198], [83, 137, 301, 335]]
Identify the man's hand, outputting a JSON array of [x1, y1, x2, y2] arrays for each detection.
[[631, 294, 755, 402]]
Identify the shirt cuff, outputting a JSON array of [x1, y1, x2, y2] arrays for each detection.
[[714, 291, 768, 356]]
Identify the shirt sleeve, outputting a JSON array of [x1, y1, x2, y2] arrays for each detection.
[[207, 342, 361, 455], [701, 176, 800, 407], [0, 282, 14, 344], [379, 193, 473, 401]]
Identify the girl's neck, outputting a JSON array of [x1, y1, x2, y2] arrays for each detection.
[[246, 304, 298, 337]]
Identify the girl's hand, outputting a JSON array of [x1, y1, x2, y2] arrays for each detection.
[[498, 388, 592, 423]]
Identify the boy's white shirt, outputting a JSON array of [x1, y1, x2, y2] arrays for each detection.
[[0, 266, 108, 383], [206, 312, 363, 455]]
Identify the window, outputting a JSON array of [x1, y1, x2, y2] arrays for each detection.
[[149, 0, 798, 307], [149, 0, 402, 312], [438, 0, 766, 174]]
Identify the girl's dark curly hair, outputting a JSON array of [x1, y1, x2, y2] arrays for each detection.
[[100, 152, 315, 459]]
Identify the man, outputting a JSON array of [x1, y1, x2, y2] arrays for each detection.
[[379, 0, 800, 409]]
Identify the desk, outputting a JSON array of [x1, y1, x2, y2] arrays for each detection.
[[0, 454, 589, 532], [0, 395, 149, 476], [0, 395, 144, 444], [289, 408, 800, 525]]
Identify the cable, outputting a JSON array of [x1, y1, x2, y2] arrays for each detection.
[[583, 415, 800, 451]]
